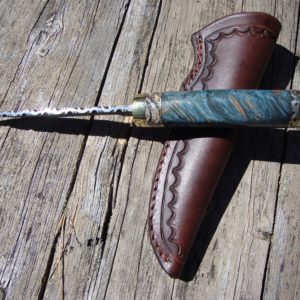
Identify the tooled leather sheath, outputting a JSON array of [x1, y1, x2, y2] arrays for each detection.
[[148, 12, 281, 278]]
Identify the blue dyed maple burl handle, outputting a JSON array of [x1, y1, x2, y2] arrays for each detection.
[[132, 90, 300, 127], [161, 90, 294, 126]]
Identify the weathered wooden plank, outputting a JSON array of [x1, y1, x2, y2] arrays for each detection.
[[241, 0, 277, 12], [0, 0, 49, 101], [263, 134, 300, 300], [43, 0, 163, 299], [263, 7, 300, 298], [0, 0, 131, 298]]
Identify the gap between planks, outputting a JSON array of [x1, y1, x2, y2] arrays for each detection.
[[36, 0, 133, 297]]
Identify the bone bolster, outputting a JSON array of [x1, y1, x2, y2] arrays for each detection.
[[159, 90, 295, 127]]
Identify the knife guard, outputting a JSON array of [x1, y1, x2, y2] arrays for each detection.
[[148, 12, 281, 278]]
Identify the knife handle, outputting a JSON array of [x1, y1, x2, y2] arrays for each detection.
[[132, 90, 299, 127]]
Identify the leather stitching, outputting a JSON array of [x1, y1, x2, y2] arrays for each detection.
[[201, 25, 276, 88], [166, 140, 188, 256], [160, 141, 179, 255], [148, 25, 276, 263], [149, 141, 172, 262], [148, 33, 203, 263], [182, 34, 203, 90]]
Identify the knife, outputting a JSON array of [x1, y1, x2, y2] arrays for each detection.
[[0, 90, 299, 128]]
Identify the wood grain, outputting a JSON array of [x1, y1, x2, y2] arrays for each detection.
[[0, 0, 299, 299], [263, 8, 300, 298], [0, 0, 133, 298]]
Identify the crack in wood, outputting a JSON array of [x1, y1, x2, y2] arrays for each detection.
[[34, 0, 133, 298], [102, 139, 140, 300], [138, 0, 162, 93], [38, 223, 63, 300], [260, 3, 300, 298]]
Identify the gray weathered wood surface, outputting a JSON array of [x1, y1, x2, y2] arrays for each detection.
[[0, 0, 299, 299]]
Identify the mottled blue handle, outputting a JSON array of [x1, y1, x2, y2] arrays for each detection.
[[160, 90, 294, 127]]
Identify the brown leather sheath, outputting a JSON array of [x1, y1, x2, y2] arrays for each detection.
[[148, 12, 281, 278]]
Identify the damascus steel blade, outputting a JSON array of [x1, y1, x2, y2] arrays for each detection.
[[0, 105, 133, 118]]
